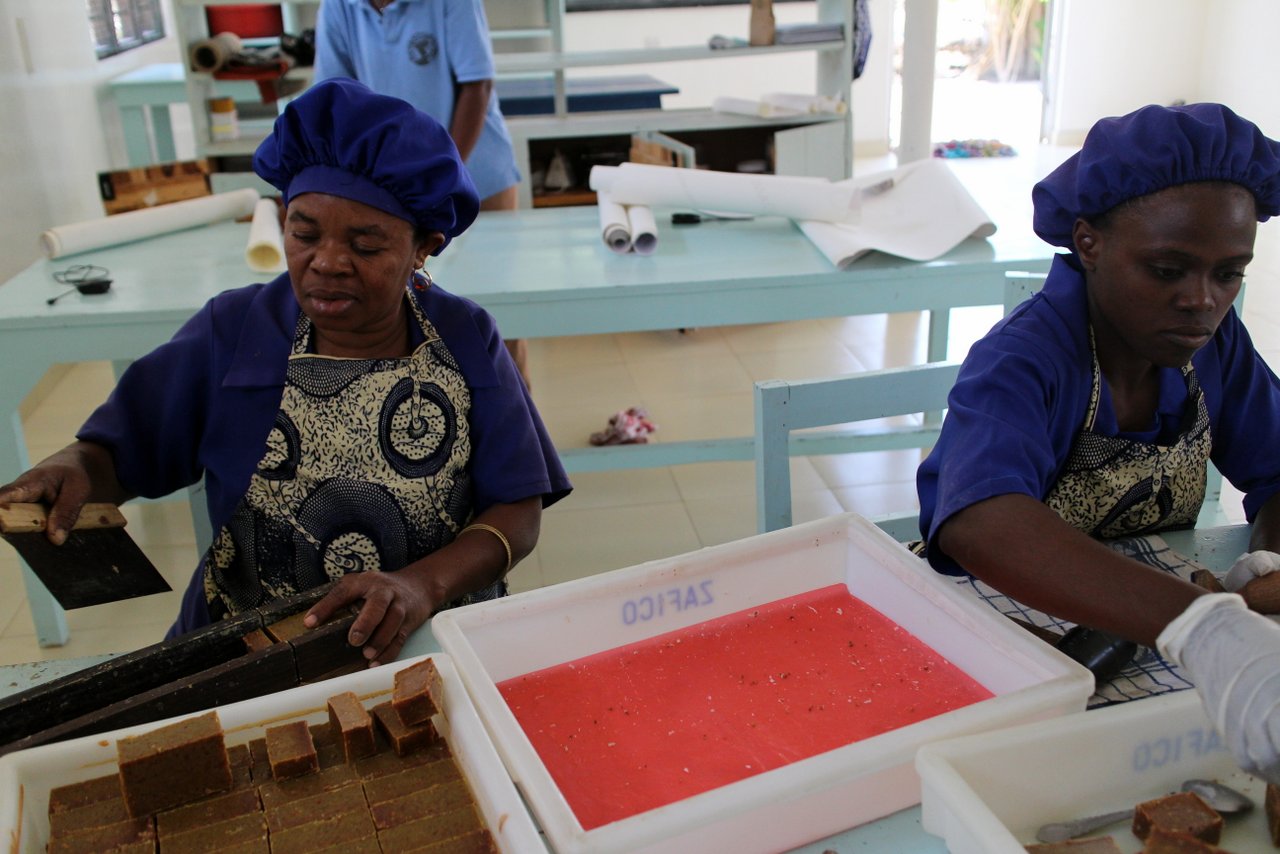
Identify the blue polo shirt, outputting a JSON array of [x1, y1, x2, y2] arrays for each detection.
[[314, 0, 521, 200], [917, 253, 1280, 575]]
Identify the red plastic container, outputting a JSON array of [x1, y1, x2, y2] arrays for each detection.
[[205, 5, 283, 39]]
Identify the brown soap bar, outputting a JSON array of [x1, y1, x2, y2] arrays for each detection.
[[242, 628, 275, 652], [355, 738, 450, 781], [48, 773, 122, 814], [308, 838, 383, 854], [392, 658, 443, 726], [1025, 837, 1123, 853], [372, 700, 439, 757], [1140, 826, 1228, 852], [370, 777, 474, 830], [228, 742, 254, 789], [247, 736, 273, 782], [269, 807, 377, 854], [1267, 782, 1280, 846], [116, 710, 232, 817], [310, 721, 338, 747], [155, 786, 260, 837], [47, 816, 154, 854], [327, 691, 377, 762], [47, 794, 132, 836], [362, 756, 463, 805], [265, 782, 368, 833], [1241, 572, 1280, 614], [377, 804, 483, 851], [266, 719, 319, 780], [264, 610, 313, 643], [1132, 791, 1223, 843], [159, 810, 269, 852], [402, 829, 499, 854], [258, 763, 359, 811]]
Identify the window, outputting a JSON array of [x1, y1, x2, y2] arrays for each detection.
[[86, 0, 165, 60]]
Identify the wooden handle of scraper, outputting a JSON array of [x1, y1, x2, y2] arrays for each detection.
[[0, 502, 126, 534]]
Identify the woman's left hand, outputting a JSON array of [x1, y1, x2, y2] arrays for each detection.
[[303, 570, 439, 666]]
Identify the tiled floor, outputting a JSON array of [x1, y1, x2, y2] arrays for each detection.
[[4, 148, 1278, 665]]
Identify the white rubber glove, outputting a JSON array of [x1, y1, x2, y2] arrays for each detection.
[[1223, 550, 1280, 592], [1158, 592, 1280, 785]]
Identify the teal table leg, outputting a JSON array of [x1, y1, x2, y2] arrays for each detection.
[[119, 104, 153, 167], [149, 105, 177, 164]]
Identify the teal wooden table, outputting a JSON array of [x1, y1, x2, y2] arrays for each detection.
[[0, 198, 1053, 646], [0, 525, 1249, 852]]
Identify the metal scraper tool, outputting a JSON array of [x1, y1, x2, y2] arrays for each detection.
[[0, 502, 171, 609]]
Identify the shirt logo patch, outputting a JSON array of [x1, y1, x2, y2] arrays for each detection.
[[408, 32, 438, 66]]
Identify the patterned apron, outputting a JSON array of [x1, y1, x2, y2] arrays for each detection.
[[202, 288, 504, 619], [1044, 337, 1211, 539]]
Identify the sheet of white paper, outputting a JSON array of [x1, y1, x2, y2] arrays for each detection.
[[626, 205, 658, 255], [245, 198, 286, 272], [761, 92, 846, 114], [589, 163, 858, 224], [796, 159, 996, 268], [710, 95, 802, 119], [596, 191, 632, 254], [40, 189, 261, 259]]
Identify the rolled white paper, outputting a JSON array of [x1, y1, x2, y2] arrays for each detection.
[[596, 191, 632, 254], [589, 163, 860, 224], [761, 92, 847, 115], [39, 188, 261, 260], [245, 198, 286, 272], [626, 205, 658, 256], [189, 31, 243, 73]]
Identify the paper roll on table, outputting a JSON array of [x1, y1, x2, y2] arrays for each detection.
[[589, 162, 860, 224], [39, 189, 261, 260], [596, 192, 632, 253], [626, 205, 657, 256], [189, 31, 243, 73], [245, 198, 286, 272], [595, 191, 658, 255]]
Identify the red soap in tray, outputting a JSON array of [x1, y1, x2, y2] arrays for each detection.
[[498, 584, 993, 829]]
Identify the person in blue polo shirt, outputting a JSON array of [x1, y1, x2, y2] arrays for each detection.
[[314, 0, 531, 386], [917, 102, 1280, 784]]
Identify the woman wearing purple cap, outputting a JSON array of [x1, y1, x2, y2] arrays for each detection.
[[0, 79, 570, 664], [917, 102, 1280, 782]]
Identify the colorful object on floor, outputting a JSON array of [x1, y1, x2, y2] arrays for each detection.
[[588, 406, 657, 446], [933, 138, 1017, 159], [497, 583, 993, 830]]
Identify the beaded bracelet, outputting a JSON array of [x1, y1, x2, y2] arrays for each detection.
[[460, 523, 512, 574]]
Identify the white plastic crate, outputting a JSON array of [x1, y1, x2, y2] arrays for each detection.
[[433, 512, 1094, 854], [0, 653, 546, 854], [917, 689, 1275, 853]]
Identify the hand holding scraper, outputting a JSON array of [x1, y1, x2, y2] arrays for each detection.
[[0, 502, 170, 609]]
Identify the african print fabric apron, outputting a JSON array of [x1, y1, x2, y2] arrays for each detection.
[[1043, 339, 1211, 539], [202, 289, 504, 619]]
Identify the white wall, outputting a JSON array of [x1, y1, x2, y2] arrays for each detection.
[[1043, 0, 1207, 145], [0, 0, 181, 282], [1198, 0, 1280, 138]]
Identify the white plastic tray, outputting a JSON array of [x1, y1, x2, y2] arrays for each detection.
[[434, 512, 1095, 854], [0, 653, 546, 854], [917, 689, 1275, 853]]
